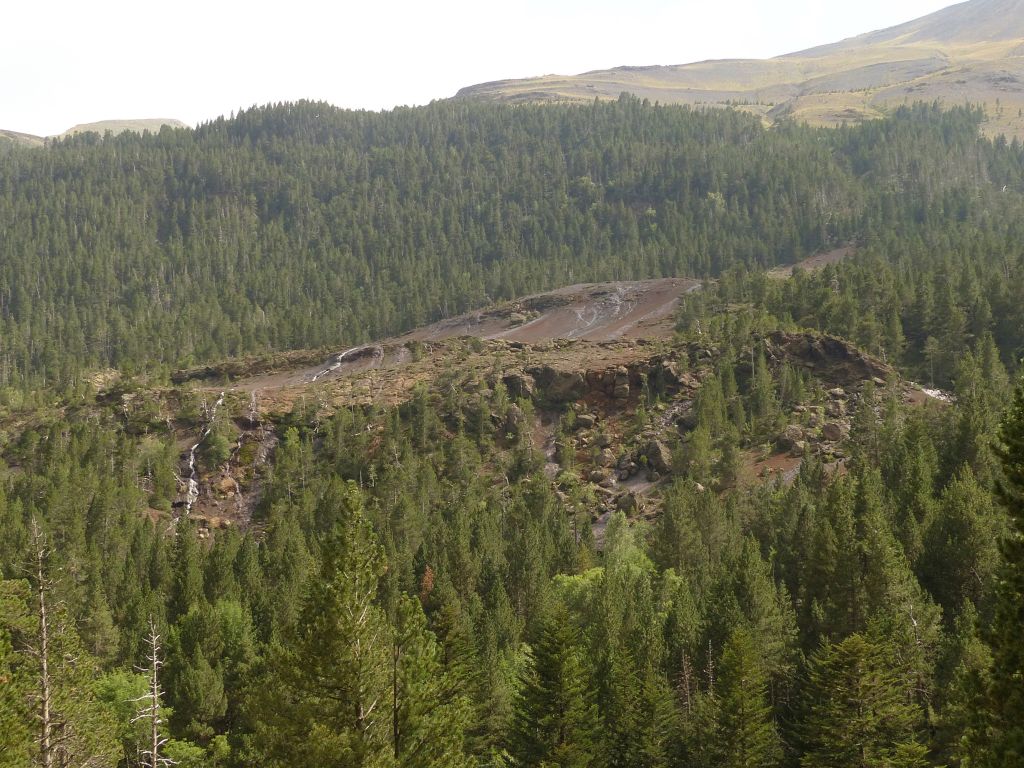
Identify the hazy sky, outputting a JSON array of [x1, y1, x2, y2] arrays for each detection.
[[4, 0, 958, 136]]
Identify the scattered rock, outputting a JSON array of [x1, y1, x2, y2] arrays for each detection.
[[826, 400, 847, 418], [791, 440, 807, 457], [576, 413, 597, 430], [822, 422, 845, 442], [596, 448, 617, 468]]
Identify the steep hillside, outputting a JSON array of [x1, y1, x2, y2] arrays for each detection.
[[456, 0, 1024, 137], [145, 273, 958, 537]]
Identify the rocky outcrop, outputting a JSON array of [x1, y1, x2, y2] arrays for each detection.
[[502, 372, 536, 400], [527, 366, 587, 402], [761, 331, 893, 386]]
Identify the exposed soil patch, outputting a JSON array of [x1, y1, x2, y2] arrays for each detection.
[[404, 278, 701, 343], [767, 245, 855, 279]]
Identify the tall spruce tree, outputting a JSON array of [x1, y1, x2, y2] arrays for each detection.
[[712, 627, 782, 768], [511, 602, 602, 768], [247, 487, 394, 767], [800, 633, 928, 768], [975, 377, 1024, 765]]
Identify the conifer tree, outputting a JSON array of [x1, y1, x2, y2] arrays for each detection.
[[800, 633, 928, 768], [712, 627, 782, 768], [511, 602, 602, 768], [973, 377, 1024, 766], [247, 487, 394, 767]]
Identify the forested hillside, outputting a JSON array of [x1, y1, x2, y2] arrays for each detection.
[[1, 99, 1024, 768], [1, 313, 1023, 767], [1, 98, 1019, 391]]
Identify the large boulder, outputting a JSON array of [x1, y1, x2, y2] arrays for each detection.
[[612, 366, 630, 399], [616, 492, 638, 513], [777, 424, 805, 451], [502, 372, 535, 400], [575, 413, 597, 430], [822, 422, 846, 442], [528, 366, 586, 402], [504, 405, 525, 437], [640, 439, 673, 474]]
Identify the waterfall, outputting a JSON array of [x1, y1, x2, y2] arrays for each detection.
[[183, 392, 225, 515]]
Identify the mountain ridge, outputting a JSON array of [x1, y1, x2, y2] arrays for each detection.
[[455, 0, 1024, 137], [0, 118, 187, 147]]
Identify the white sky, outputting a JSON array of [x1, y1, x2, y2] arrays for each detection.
[[3, 0, 958, 136]]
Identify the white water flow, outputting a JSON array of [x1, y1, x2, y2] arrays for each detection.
[[310, 346, 361, 382], [184, 392, 225, 515]]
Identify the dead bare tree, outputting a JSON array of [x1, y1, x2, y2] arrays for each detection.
[[30, 518, 55, 768], [130, 617, 175, 768], [25, 518, 119, 768]]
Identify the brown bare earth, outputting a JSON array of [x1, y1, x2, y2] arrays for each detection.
[[767, 246, 856, 280], [404, 278, 701, 344], [179, 278, 702, 400]]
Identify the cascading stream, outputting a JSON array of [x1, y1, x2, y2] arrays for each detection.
[[310, 346, 362, 382], [184, 392, 225, 515]]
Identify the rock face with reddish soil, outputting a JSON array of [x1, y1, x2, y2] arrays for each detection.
[[162, 279, 911, 536]]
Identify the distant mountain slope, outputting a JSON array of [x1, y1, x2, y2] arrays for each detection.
[[0, 128, 45, 148], [456, 0, 1024, 137], [1, 119, 187, 147], [797, 0, 1024, 50], [60, 118, 187, 137]]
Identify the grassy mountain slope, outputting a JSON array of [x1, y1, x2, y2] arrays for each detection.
[[0, 128, 45, 148], [455, 0, 1024, 137], [59, 118, 188, 137]]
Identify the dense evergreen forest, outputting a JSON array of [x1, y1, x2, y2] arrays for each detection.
[[1, 100, 1024, 768], [1, 320, 1023, 767], [1, 98, 1021, 391]]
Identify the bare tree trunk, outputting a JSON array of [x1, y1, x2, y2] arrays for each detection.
[[31, 519, 54, 768], [133, 617, 172, 768]]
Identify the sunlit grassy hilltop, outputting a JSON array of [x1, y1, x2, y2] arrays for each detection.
[[456, 0, 1024, 137]]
